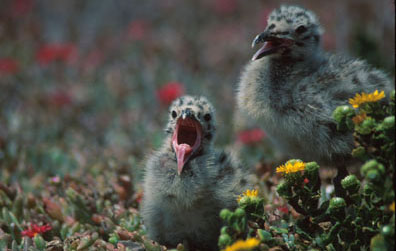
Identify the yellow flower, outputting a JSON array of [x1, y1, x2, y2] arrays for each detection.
[[352, 112, 367, 125], [224, 238, 260, 251], [276, 161, 305, 174], [237, 189, 258, 202], [349, 90, 385, 108], [390, 202, 395, 212]]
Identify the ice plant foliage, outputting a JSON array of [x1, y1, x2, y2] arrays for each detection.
[[21, 224, 51, 238], [237, 189, 258, 202], [224, 238, 260, 251], [276, 161, 306, 175], [348, 90, 385, 108]]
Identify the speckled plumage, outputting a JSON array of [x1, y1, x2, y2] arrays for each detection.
[[141, 96, 249, 251], [237, 5, 393, 165]]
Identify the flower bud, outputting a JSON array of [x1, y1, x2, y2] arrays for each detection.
[[341, 175, 361, 194], [356, 117, 376, 135], [382, 116, 394, 130], [219, 209, 232, 221], [276, 181, 292, 198], [333, 105, 354, 122], [332, 105, 355, 131], [329, 197, 346, 210], [351, 146, 366, 160], [220, 226, 229, 235], [305, 162, 319, 180], [361, 160, 385, 177], [329, 197, 346, 219], [234, 208, 245, 219], [366, 170, 381, 184], [218, 234, 232, 247]]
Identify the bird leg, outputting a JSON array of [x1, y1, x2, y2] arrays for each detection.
[[333, 164, 348, 198]]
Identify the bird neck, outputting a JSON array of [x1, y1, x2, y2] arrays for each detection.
[[257, 50, 326, 111], [269, 48, 325, 74], [266, 51, 324, 87]]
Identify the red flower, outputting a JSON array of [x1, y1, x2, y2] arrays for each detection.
[[0, 58, 19, 75], [237, 128, 266, 145], [157, 82, 184, 105], [49, 90, 73, 108], [304, 178, 310, 184], [277, 206, 289, 214], [36, 43, 78, 66], [21, 224, 52, 238], [11, 0, 33, 17], [213, 0, 237, 15], [127, 20, 150, 41]]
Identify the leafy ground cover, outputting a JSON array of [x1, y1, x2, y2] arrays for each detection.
[[0, 0, 394, 250]]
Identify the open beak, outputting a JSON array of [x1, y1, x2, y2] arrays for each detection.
[[171, 115, 202, 175], [251, 31, 294, 60]]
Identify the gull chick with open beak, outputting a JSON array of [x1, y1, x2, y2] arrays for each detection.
[[141, 95, 250, 250], [172, 107, 203, 175], [237, 5, 392, 197]]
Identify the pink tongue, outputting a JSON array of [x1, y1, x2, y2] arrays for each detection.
[[176, 144, 192, 175], [252, 41, 272, 60]]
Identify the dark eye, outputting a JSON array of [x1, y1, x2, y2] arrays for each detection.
[[172, 111, 177, 118], [295, 25, 307, 34], [204, 114, 211, 121]]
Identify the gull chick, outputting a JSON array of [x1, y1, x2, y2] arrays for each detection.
[[142, 95, 249, 250], [237, 5, 392, 195]]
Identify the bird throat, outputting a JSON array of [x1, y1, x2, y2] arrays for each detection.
[[172, 117, 202, 175]]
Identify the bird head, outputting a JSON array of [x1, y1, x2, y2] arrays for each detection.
[[251, 5, 323, 61], [166, 95, 216, 175]]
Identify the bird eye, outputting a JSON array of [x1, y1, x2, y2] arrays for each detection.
[[171, 111, 177, 118], [295, 25, 307, 34], [204, 114, 211, 121]]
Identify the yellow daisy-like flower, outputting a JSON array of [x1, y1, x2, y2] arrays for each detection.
[[349, 90, 385, 108], [276, 161, 306, 175], [237, 189, 258, 202], [224, 238, 260, 251], [352, 112, 367, 125], [389, 202, 395, 212]]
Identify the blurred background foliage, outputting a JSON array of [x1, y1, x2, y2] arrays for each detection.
[[0, 0, 394, 190]]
